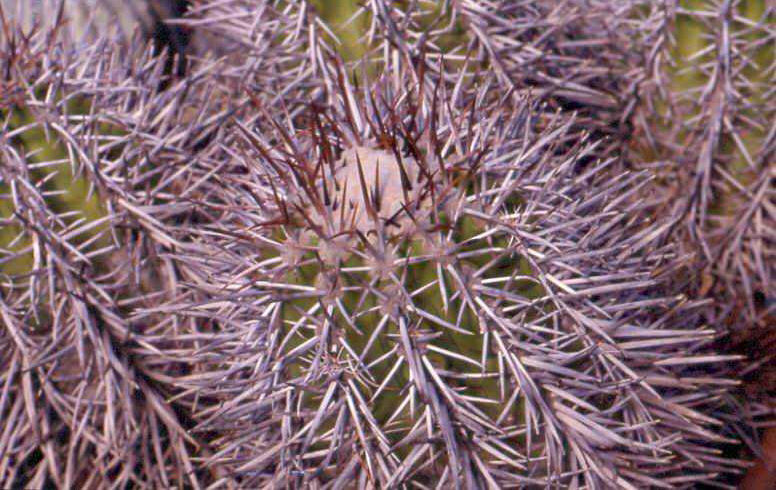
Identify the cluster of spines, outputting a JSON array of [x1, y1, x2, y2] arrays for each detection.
[[0, 0, 771, 488]]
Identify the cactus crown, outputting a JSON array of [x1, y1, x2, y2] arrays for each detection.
[[0, 0, 771, 488]]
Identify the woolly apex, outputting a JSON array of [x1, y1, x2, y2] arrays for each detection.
[[295, 146, 449, 240]]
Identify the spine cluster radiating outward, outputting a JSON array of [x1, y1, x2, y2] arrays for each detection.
[[0, 0, 772, 488]]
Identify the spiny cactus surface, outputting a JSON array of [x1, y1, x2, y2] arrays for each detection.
[[155, 53, 750, 487], [0, 0, 772, 488]]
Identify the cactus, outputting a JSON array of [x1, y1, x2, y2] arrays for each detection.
[[156, 46, 749, 486], [0, 0, 771, 488], [355, 0, 776, 470], [625, 0, 773, 324], [0, 2, 314, 486], [627, 0, 775, 430]]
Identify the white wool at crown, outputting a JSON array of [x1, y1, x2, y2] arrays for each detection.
[[301, 146, 450, 238], [332, 147, 422, 233]]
